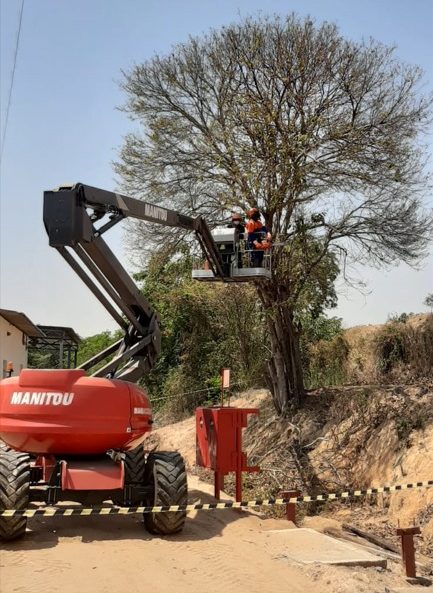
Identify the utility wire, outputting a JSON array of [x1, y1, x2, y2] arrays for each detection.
[[149, 381, 246, 403], [0, 0, 25, 165]]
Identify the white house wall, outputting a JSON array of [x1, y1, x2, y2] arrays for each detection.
[[0, 316, 27, 378]]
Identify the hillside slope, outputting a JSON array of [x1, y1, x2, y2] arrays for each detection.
[[342, 313, 433, 383], [149, 384, 433, 556]]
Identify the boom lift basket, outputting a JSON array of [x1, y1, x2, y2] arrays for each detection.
[[192, 226, 272, 282]]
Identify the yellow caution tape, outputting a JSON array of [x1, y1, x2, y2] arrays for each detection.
[[0, 480, 432, 517]]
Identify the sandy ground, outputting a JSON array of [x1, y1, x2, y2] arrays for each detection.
[[0, 475, 324, 593], [1, 475, 429, 593], [2, 385, 431, 593]]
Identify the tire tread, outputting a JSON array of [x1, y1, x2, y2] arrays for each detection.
[[0, 450, 30, 541], [144, 451, 187, 535]]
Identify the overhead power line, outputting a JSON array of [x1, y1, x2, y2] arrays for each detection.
[[0, 0, 25, 166]]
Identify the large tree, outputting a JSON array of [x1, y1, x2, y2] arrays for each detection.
[[117, 15, 432, 414]]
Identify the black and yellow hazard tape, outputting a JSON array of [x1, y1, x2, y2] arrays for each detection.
[[1, 480, 432, 517]]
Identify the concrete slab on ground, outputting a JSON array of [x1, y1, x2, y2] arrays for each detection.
[[265, 528, 387, 568]]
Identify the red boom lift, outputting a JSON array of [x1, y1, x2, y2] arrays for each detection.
[[0, 183, 268, 540]]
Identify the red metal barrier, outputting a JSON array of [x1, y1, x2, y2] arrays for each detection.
[[196, 407, 259, 501]]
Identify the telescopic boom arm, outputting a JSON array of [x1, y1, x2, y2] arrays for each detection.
[[43, 183, 225, 382]]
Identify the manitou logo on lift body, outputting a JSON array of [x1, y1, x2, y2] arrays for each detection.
[[10, 392, 75, 406], [144, 203, 168, 222]]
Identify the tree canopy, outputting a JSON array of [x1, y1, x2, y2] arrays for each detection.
[[117, 14, 432, 413]]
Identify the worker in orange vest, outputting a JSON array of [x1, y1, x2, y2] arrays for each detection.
[[245, 208, 272, 267]]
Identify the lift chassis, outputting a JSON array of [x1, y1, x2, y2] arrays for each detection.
[[0, 183, 232, 540]]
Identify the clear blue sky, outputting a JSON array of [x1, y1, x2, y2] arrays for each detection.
[[1, 0, 432, 336]]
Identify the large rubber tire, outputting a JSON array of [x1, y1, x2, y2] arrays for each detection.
[[144, 451, 187, 535], [0, 450, 30, 541], [124, 446, 146, 486]]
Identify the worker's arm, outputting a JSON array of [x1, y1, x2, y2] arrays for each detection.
[[253, 239, 272, 250]]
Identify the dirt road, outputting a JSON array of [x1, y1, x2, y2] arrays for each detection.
[[0, 474, 420, 593], [0, 476, 323, 593]]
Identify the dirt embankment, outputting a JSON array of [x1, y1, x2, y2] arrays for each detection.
[[149, 384, 433, 557]]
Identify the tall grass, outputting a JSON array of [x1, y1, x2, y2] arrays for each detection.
[[374, 314, 433, 379], [305, 314, 433, 388]]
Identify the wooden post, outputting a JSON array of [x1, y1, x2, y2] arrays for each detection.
[[220, 368, 230, 407], [280, 490, 300, 525], [214, 471, 224, 500], [396, 527, 421, 578]]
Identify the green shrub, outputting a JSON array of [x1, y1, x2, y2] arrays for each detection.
[[300, 315, 348, 389], [77, 330, 122, 367], [375, 322, 406, 373], [139, 248, 267, 416], [301, 315, 343, 343], [305, 334, 349, 389]]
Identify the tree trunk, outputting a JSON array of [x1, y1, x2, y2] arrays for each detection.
[[257, 283, 305, 415]]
